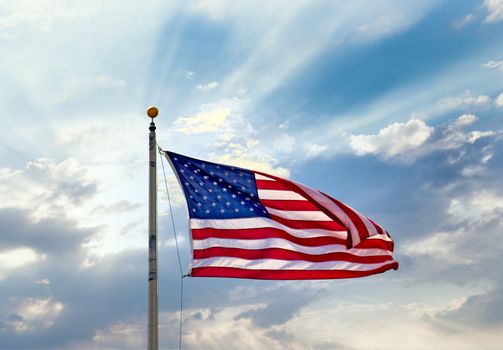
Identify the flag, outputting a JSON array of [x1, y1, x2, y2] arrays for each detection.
[[164, 151, 398, 280]]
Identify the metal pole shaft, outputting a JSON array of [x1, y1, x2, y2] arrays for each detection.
[[148, 119, 158, 350]]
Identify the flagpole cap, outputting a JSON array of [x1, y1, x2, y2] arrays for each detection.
[[146, 106, 159, 119]]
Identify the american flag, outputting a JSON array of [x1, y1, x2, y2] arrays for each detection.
[[165, 151, 398, 280]]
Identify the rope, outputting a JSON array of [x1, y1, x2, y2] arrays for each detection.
[[158, 146, 186, 350]]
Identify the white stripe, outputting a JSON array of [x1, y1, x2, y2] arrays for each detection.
[[258, 189, 306, 200], [190, 217, 347, 240], [291, 180, 363, 247], [193, 238, 392, 256], [254, 173, 276, 181], [265, 206, 332, 221], [192, 257, 396, 271], [367, 233, 393, 242], [349, 204, 379, 237]]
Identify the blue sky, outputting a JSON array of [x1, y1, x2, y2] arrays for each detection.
[[1, 1, 503, 349]]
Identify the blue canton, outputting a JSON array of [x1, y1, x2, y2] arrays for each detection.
[[166, 151, 270, 220]]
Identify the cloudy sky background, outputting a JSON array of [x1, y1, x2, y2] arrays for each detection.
[[1, 0, 503, 349]]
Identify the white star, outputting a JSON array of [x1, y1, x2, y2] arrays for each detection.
[[203, 176, 209, 179], [174, 158, 178, 161], [240, 201, 245, 205], [223, 188, 227, 192], [205, 209, 210, 213], [209, 189, 213, 193], [203, 196, 207, 200], [213, 181, 217, 185], [232, 194, 236, 198], [235, 208, 239, 212], [219, 178, 223, 182], [212, 203, 216, 207], [249, 208, 254, 211], [225, 202, 230, 206], [184, 164, 188, 167], [192, 208, 196, 212], [217, 195, 222, 199], [220, 209, 225, 213], [224, 172, 228, 176]]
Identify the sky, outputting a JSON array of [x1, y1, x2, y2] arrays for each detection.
[[0, 0, 503, 349]]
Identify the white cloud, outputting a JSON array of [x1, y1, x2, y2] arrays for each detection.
[[438, 91, 492, 110], [15, 298, 64, 331], [0, 247, 45, 276], [448, 190, 503, 226], [468, 130, 496, 143], [349, 119, 433, 158], [304, 143, 329, 158], [482, 60, 503, 71], [173, 107, 231, 134], [453, 113, 477, 127], [196, 81, 219, 91], [495, 92, 503, 107], [484, 0, 503, 23], [452, 14, 476, 30], [0, 157, 97, 221]]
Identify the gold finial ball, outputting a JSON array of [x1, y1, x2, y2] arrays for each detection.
[[146, 106, 159, 118]]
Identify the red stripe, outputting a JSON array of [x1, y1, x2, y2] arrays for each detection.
[[322, 193, 370, 243], [193, 247, 393, 263], [368, 218, 384, 235], [192, 227, 347, 247], [256, 180, 291, 191], [259, 199, 320, 211], [354, 238, 394, 251], [269, 214, 347, 231], [191, 262, 399, 280]]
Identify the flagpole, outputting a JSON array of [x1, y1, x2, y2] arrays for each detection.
[[147, 106, 159, 350]]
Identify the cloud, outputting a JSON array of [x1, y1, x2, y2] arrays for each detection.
[[349, 119, 433, 158], [0, 247, 45, 278], [447, 190, 503, 226], [348, 115, 500, 164], [482, 60, 503, 71], [173, 107, 232, 134], [495, 92, 503, 107], [452, 14, 476, 30], [0, 158, 98, 221], [484, 0, 503, 23], [437, 91, 492, 110], [304, 143, 329, 158], [438, 285, 503, 328], [196, 81, 219, 91]]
